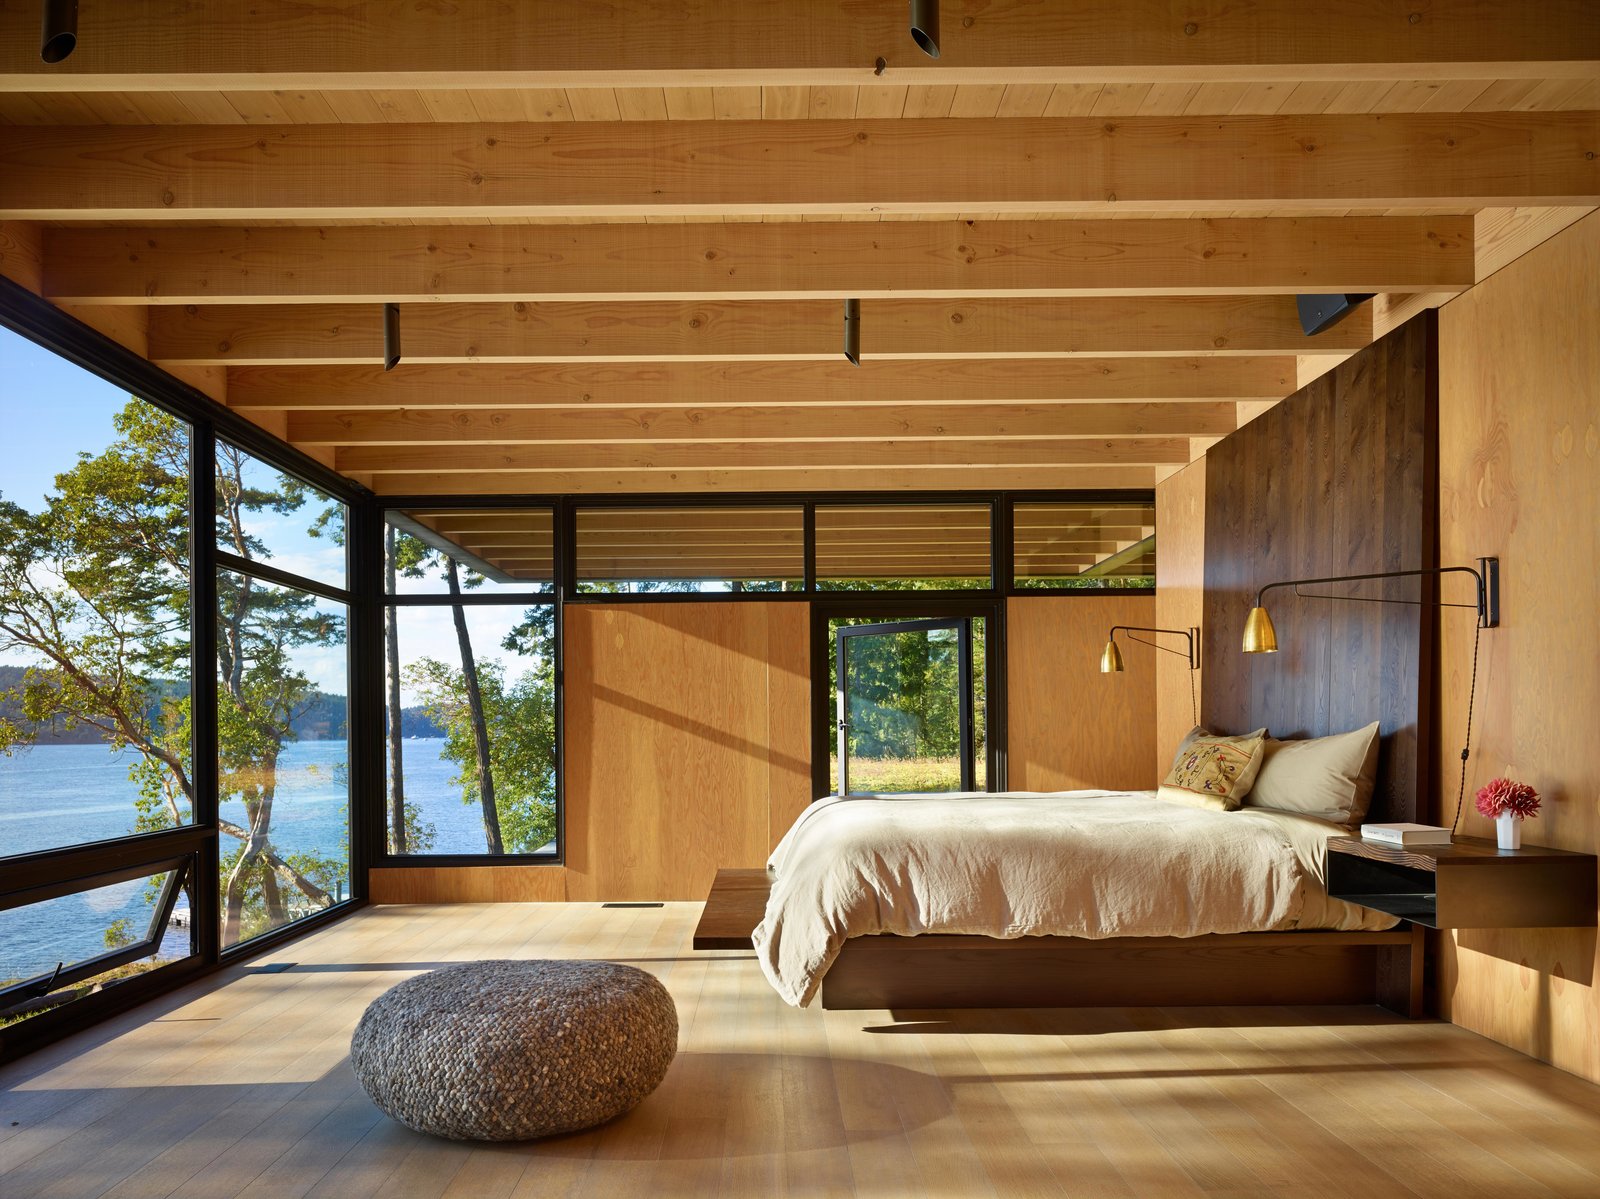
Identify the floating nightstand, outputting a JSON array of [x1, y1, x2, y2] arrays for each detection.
[[1327, 836, 1597, 929]]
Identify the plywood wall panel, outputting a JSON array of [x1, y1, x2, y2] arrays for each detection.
[[1436, 210, 1600, 1084], [562, 602, 811, 901], [1154, 457, 1206, 776], [764, 603, 815, 849], [1007, 595, 1158, 792], [369, 865, 567, 903], [1201, 315, 1435, 824]]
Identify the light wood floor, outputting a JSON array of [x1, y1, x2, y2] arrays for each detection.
[[5, 904, 1600, 1199]]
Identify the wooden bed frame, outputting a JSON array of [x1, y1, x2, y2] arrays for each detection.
[[694, 868, 1424, 1017]]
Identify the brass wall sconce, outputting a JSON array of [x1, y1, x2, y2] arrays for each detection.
[[1100, 625, 1200, 726], [1239, 557, 1501, 832], [1100, 625, 1200, 674], [1242, 558, 1500, 654]]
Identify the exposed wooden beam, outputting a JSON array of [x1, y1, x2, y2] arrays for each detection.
[[148, 297, 1364, 365], [1, 1, 1592, 90], [40, 217, 1475, 304], [358, 465, 1159, 496], [1472, 205, 1599, 281], [4, 115, 1595, 220], [226, 358, 1294, 411], [288, 402, 1237, 447], [335, 437, 1191, 475], [0, 219, 40, 292]]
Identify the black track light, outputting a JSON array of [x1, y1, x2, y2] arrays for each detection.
[[383, 303, 401, 371], [40, 0, 78, 63], [843, 298, 861, 367], [909, 0, 939, 59]]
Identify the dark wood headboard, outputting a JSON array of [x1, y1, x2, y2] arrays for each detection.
[[1200, 312, 1437, 824]]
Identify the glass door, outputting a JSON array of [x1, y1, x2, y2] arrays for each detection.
[[835, 618, 975, 795]]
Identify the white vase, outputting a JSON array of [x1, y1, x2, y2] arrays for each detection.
[[1496, 811, 1523, 850]]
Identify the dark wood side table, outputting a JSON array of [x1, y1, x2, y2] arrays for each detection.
[[1328, 835, 1598, 929]]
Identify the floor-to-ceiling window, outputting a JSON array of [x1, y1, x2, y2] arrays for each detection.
[[0, 304, 362, 1063], [213, 444, 353, 947], [0, 325, 201, 1050], [380, 507, 559, 860]]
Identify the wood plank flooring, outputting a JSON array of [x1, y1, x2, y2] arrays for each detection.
[[4, 902, 1600, 1198]]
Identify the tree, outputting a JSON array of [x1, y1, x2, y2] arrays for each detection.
[[387, 533, 504, 852], [406, 654, 556, 853], [0, 405, 344, 951], [390, 531, 557, 854], [384, 524, 408, 853]]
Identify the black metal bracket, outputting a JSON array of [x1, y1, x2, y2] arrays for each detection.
[[1109, 625, 1200, 670], [1255, 558, 1501, 629]]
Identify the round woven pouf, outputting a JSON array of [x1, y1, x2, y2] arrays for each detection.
[[350, 959, 678, 1141]]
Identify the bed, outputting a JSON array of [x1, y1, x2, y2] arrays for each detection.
[[694, 787, 1423, 1016]]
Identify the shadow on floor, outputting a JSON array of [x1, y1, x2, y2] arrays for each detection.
[[863, 1004, 1421, 1035], [240, 955, 754, 974], [526, 1050, 951, 1160]]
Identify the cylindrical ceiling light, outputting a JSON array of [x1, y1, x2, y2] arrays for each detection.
[[383, 303, 401, 371], [843, 298, 861, 367], [40, 0, 78, 63], [909, 0, 940, 59]]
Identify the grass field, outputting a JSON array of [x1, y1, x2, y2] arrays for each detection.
[[828, 755, 985, 793]]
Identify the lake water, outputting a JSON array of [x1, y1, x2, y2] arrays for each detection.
[[0, 738, 500, 980]]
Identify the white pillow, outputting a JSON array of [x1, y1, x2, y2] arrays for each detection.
[[1243, 721, 1382, 826]]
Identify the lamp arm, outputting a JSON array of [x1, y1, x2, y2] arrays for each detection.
[[1252, 562, 1496, 628], [1108, 625, 1199, 670]]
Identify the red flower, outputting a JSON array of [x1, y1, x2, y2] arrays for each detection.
[[1475, 777, 1541, 819]]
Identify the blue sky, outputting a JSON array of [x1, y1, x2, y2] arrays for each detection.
[[0, 325, 127, 508]]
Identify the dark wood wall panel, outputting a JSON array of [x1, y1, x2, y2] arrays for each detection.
[[1202, 314, 1436, 823]]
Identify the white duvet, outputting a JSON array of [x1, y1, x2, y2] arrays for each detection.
[[751, 789, 1398, 1007]]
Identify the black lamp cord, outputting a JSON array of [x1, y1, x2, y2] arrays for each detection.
[[1122, 630, 1200, 727], [1451, 621, 1483, 836]]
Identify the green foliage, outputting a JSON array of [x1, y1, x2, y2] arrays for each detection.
[[0, 403, 192, 790], [1014, 575, 1155, 590], [405, 654, 557, 853], [0, 402, 348, 956], [394, 800, 438, 854], [828, 616, 987, 788], [388, 530, 558, 855], [103, 918, 136, 951], [816, 576, 989, 591]]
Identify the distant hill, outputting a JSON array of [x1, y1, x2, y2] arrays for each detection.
[[0, 665, 442, 744]]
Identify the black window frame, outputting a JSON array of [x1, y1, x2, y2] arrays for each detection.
[[2, 274, 1160, 1061], [375, 500, 564, 868], [0, 279, 373, 1066], [1006, 492, 1160, 594]]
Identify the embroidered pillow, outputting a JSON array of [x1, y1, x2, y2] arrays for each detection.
[[1157, 729, 1267, 812]]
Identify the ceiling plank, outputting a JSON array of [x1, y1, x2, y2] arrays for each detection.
[[4, 114, 1595, 220], [0, 219, 41, 292], [1, 1, 1592, 90], [288, 402, 1238, 446], [226, 357, 1295, 411], [361, 465, 1159, 496], [332, 437, 1193, 473], [148, 296, 1368, 365], [40, 216, 1475, 304]]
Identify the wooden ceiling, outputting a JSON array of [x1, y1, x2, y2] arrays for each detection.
[[1, 1, 1596, 528]]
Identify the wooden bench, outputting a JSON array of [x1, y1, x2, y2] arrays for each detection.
[[694, 867, 1424, 1016]]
